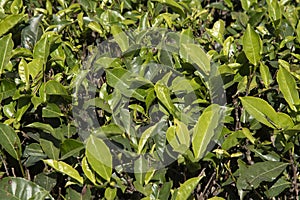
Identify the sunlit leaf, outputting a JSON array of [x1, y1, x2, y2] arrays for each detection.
[[192, 104, 222, 160], [0, 34, 13, 76], [44, 159, 83, 184], [277, 66, 300, 111], [86, 135, 112, 181], [175, 176, 203, 200], [243, 24, 261, 65]]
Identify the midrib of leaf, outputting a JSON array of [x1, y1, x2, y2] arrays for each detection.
[[248, 163, 288, 186], [0, 126, 18, 159]]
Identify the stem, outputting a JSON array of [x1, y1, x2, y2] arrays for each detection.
[[290, 150, 299, 199], [0, 154, 9, 176], [18, 159, 26, 178]]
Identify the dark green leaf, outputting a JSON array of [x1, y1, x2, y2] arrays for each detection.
[[237, 161, 288, 190], [0, 123, 21, 160], [0, 177, 54, 200]]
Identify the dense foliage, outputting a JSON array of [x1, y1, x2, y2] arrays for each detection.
[[0, 0, 299, 199]]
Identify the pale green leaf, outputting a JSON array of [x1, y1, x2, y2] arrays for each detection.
[[175, 176, 203, 200], [44, 159, 83, 184], [180, 43, 210, 75], [85, 135, 112, 181], [192, 104, 221, 160], [81, 156, 96, 185]]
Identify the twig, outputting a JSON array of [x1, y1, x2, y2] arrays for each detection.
[[0, 155, 9, 176], [232, 95, 241, 131], [290, 151, 299, 199], [199, 171, 215, 199], [11, 168, 16, 177]]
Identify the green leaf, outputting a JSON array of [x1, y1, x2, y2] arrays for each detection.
[[105, 187, 117, 200], [134, 156, 148, 185], [45, 80, 68, 96], [42, 103, 64, 118], [26, 122, 55, 134], [0, 177, 54, 200], [207, 20, 225, 44], [277, 66, 300, 111], [237, 161, 288, 190], [44, 159, 83, 184], [0, 80, 16, 102], [0, 123, 21, 160], [266, 0, 281, 22], [82, 156, 96, 185], [34, 173, 56, 192], [28, 58, 43, 81], [110, 25, 129, 52], [33, 33, 51, 64], [138, 125, 155, 154], [18, 59, 30, 88], [106, 68, 146, 101], [15, 97, 31, 122], [265, 177, 291, 198], [152, 0, 184, 15], [242, 128, 256, 145], [154, 82, 176, 115], [21, 14, 43, 50], [0, 34, 14, 76], [259, 62, 272, 88], [10, 0, 23, 14], [0, 14, 26, 37], [192, 104, 221, 160], [85, 135, 112, 181], [243, 24, 261, 65], [169, 118, 190, 153], [40, 139, 59, 160], [174, 119, 190, 148], [60, 139, 84, 160], [138, 118, 166, 154], [175, 176, 203, 200], [240, 96, 277, 129], [240, 0, 257, 11], [180, 43, 210, 75]]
